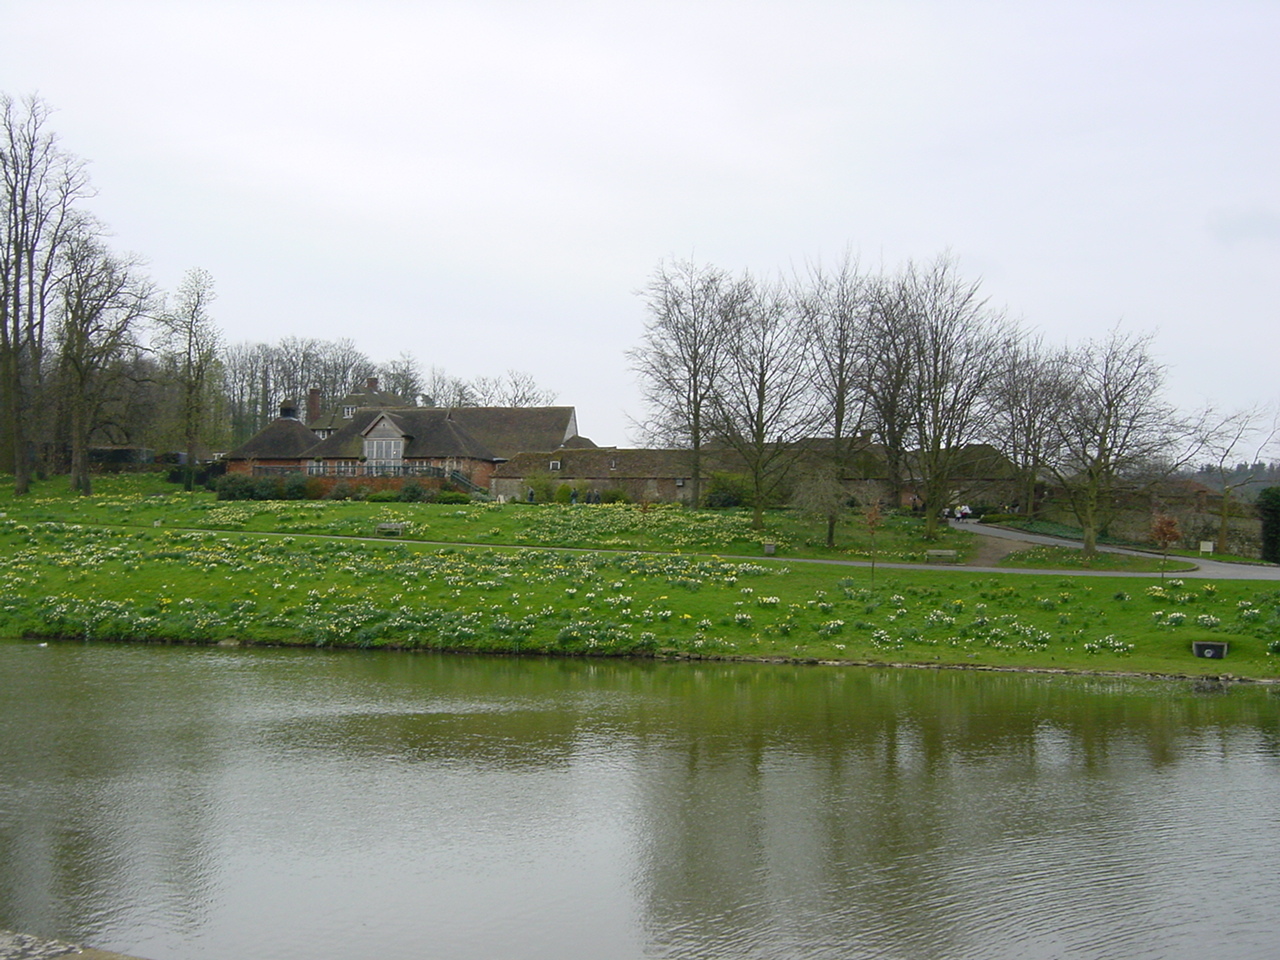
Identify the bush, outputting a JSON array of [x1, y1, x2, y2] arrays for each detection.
[[214, 474, 256, 501], [400, 480, 429, 502], [436, 490, 470, 505], [366, 489, 400, 502], [251, 477, 282, 500], [554, 483, 586, 504], [1259, 487, 1280, 563], [600, 488, 632, 504], [327, 481, 353, 501], [704, 472, 750, 509], [281, 473, 310, 500], [524, 472, 556, 503]]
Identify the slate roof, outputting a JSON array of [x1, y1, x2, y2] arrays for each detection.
[[224, 416, 324, 460]]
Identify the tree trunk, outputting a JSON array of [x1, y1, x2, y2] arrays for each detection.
[[70, 399, 91, 495], [1216, 490, 1233, 554]]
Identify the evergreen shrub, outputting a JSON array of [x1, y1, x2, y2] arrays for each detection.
[[1258, 487, 1280, 563], [704, 472, 750, 508], [214, 474, 256, 501]]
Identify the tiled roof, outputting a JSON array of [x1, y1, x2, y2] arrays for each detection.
[[305, 409, 499, 461], [308, 385, 407, 432], [492, 448, 703, 479], [224, 417, 323, 460], [225, 404, 585, 464], [445, 407, 579, 459]]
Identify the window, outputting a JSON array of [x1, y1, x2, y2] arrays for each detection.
[[609, 459, 617, 470], [342, 405, 356, 419], [364, 439, 403, 463], [549, 460, 561, 471]]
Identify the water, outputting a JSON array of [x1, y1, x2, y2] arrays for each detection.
[[1, 640, 1277, 960]]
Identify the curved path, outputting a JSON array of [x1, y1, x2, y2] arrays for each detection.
[[954, 521, 1280, 581]]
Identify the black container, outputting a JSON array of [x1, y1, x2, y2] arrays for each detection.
[[1193, 641, 1229, 659]]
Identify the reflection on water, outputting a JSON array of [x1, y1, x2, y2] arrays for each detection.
[[1, 641, 1277, 960]]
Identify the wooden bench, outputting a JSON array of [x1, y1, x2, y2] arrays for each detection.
[[376, 522, 407, 537], [925, 549, 958, 564]]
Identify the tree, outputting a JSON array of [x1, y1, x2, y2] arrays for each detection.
[[790, 460, 852, 547], [1196, 404, 1278, 554], [421, 365, 474, 407], [467, 368, 557, 407], [896, 255, 1013, 539], [0, 94, 90, 493], [798, 252, 871, 466], [850, 480, 886, 588], [53, 225, 153, 494], [1045, 329, 1185, 555], [629, 259, 737, 507], [1258, 487, 1280, 564], [861, 272, 918, 506], [708, 275, 817, 529], [155, 268, 222, 490], [377, 351, 424, 405], [1151, 512, 1180, 581], [990, 333, 1072, 517]]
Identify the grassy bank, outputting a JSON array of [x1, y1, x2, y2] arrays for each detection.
[[2, 476, 1278, 679], [0, 473, 973, 562]]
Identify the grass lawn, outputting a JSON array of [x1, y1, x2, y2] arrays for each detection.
[[996, 545, 1198, 574], [0, 473, 974, 563], [2, 474, 1279, 679]]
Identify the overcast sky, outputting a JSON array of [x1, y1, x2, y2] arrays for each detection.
[[4, 0, 1278, 447]]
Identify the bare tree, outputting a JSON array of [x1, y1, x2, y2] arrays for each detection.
[[629, 259, 739, 506], [897, 255, 1013, 538], [311, 338, 374, 407], [467, 368, 557, 407], [708, 275, 817, 529], [53, 225, 153, 494], [1196, 404, 1279, 553], [790, 460, 852, 548], [220, 340, 273, 444], [990, 332, 1073, 517], [0, 94, 91, 493], [798, 251, 872, 469], [861, 272, 918, 506], [1046, 328, 1185, 554], [154, 268, 222, 490], [422, 365, 474, 407], [377, 351, 424, 405]]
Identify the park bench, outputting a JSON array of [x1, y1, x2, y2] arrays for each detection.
[[925, 549, 958, 564], [376, 522, 407, 537]]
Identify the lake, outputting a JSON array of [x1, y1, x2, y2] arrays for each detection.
[[1, 640, 1277, 959]]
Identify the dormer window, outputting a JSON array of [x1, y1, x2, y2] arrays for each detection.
[[609, 458, 617, 470], [342, 405, 356, 419], [549, 460, 561, 471], [364, 439, 403, 464]]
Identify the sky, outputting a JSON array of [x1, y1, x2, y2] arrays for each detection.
[[4, 0, 1278, 448]]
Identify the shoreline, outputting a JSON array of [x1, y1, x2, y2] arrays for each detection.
[[14, 633, 1277, 685]]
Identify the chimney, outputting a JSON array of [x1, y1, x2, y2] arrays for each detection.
[[307, 388, 321, 424], [366, 377, 379, 392], [280, 401, 299, 420]]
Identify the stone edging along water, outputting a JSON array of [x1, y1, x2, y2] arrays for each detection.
[[0, 929, 151, 960]]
